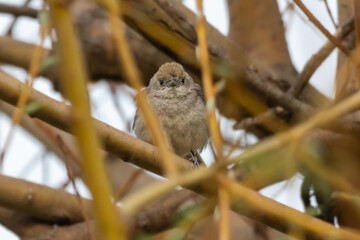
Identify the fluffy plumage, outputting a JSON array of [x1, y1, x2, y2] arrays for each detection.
[[133, 62, 209, 160]]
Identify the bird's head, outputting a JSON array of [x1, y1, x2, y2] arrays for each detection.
[[148, 62, 195, 95]]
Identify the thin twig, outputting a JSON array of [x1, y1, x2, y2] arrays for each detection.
[[196, 0, 224, 160], [323, 0, 337, 28], [109, 84, 131, 132], [289, 17, 355, 97], [33, 119, 81, 168], [224, 138, 242, 160], [56, 135, 96, 240], [233, 106, 290, 134], [0, 20, 48, 169], [293, 0, 351, 55], [115, 169, 143, 201]]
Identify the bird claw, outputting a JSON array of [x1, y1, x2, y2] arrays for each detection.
[[189, 151, 203, 168], [190, 155, 201, 167]]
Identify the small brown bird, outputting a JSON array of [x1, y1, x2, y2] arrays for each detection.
[[133, 62, 209, 165]]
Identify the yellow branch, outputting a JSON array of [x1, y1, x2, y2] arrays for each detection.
[[218, 178, 230, 240], [121, 166, 216, 215], [48, 2, 125, 240], [0, 19, 48, 165], [196, 0, 223, 160]]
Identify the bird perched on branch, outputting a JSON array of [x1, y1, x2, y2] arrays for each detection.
[[133, 62, 209, 166]]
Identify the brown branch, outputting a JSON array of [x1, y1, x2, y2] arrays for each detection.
[[289, 17, 355, 97], [0, 207, 97, 240], [323, 0, 337, 28], [0, 37, 58, 81], [244, 68, 315, 117], [0, 172, 204, 237], [226, 0, 297, 81], [0, 3, 38, 18], [0, 174, 92, 223], [132, 189, 203, 233], [5, 0, 33, 36], [293, 0, 351, 55]]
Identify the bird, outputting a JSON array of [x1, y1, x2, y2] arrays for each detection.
[[133, 62, 209, 166]]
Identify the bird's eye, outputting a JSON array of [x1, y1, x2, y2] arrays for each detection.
[[181, 78, 185, 84], [159, 80, 164, 86]]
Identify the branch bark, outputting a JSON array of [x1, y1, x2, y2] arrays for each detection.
[[0, 3, 38, 18], [226, 0, 297, 81], [0, 174, 92, 223]]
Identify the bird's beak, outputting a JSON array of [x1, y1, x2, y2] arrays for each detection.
[[166, 80, 179, 87]]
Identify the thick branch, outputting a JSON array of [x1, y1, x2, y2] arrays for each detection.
[[0, 207, 96, 240], [226, 0, 297, 81], [0, 174, 92, 223], [0, 173, 202, 236]]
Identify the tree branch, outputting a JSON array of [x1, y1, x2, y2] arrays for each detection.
[[289, 17, 355, 97], [293, 0, 351, 55], [0, 174, 92, 223], [0, 207, 96, 240], [0, 3, 38, 18]]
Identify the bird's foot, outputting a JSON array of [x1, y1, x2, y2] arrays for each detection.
[[189, 151, 204, 168], [189, 155, 201, 167]]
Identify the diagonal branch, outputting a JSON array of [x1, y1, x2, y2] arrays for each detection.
[[293, 0, 351, 55], [289, 17, 355, 97]]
